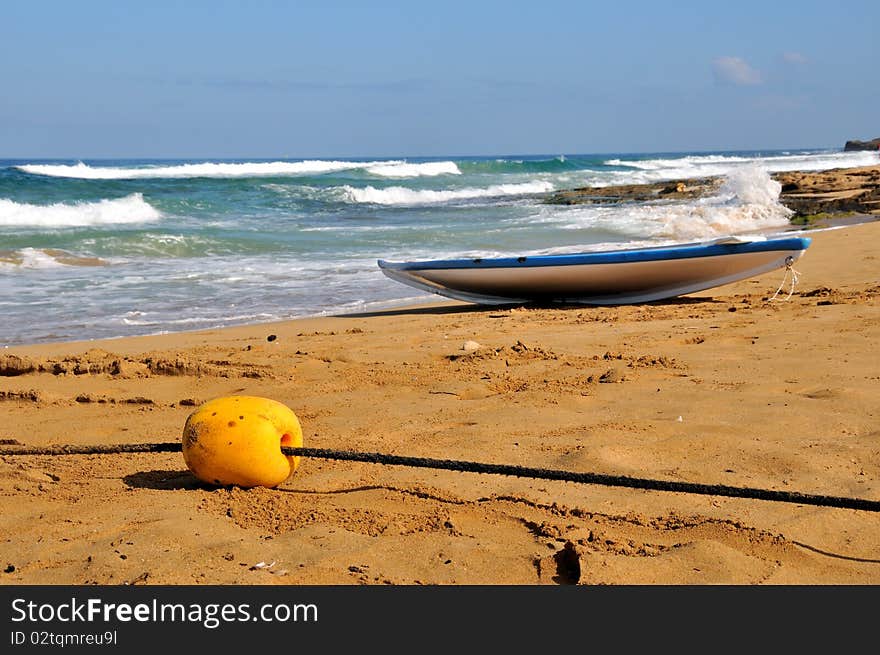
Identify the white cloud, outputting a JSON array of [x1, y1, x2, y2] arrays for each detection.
[[782, 51, 808, 64], [712, 56, 762, 86]]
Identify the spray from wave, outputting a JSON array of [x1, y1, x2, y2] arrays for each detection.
[[0, 193, 161, 227], [718, 165, 788, 206], [547, 167, 793, 241]]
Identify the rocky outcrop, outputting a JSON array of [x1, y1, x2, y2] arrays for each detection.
[[844, 138, 880, 151], [544, 166, 880, 218], [546, 177, 723, 205], [774, 167, 880, 216]]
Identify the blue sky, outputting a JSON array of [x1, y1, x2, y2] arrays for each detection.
[[2, 1, 877, 158]]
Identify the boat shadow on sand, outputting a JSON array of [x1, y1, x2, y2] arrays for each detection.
[[342, 296, 727, 320]]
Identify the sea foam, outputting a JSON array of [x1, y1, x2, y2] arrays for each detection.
[[0, 193, 161, 227], [0, 248, 108, 269], [0, 248, 64, 269]]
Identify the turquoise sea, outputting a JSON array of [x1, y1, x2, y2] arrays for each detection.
[[2, 148, 878, 345]]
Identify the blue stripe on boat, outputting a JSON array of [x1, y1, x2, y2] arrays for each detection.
[[378, 237, 811, 271]]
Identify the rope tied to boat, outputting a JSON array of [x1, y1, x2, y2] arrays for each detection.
[[768, 255, 800, 302]]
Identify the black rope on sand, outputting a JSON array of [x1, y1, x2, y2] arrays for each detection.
[[0, 443, 182, 456], [2, 442, 878, 513]]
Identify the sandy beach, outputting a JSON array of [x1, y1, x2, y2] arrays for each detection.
[[1, 213, 879, 585]]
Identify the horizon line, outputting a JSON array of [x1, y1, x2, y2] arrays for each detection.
[[0, 145, 842, 162]]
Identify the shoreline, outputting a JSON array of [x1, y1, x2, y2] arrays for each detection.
[[4, 215, 876, 353], [1, 218, 878, 584], [0, 219, 865, 354]]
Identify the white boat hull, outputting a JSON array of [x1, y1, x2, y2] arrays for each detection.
[[378, 237, 811, 305]]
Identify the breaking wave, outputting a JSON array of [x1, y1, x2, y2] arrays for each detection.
[[604, 150, 880, 183], [0, 193, 161, 227], [365, 161, 460, 177], [342, 181, 554, 205], [17, 159, 462, 180]]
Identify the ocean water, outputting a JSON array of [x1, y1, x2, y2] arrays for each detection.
[[2, 148, 878, 346]]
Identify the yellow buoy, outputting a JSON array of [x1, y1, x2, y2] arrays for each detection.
[[182, 396, 303, 488]]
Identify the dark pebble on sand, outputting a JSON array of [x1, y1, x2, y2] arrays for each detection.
[[599, 368, 625, 383], [267, 334, 277, 342]]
